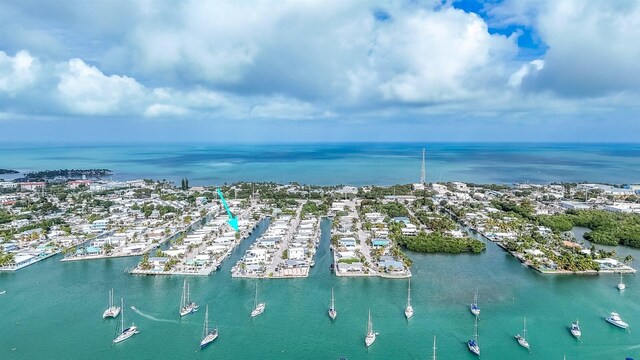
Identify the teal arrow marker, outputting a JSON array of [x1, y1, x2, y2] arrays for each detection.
[[216, 188, 239, 231]]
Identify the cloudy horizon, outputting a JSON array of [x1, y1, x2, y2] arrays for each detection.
[[1, 0, 639, 143]]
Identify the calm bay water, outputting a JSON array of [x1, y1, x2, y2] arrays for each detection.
[[1, 142, 640, 185], [1, 220, 640, 359]]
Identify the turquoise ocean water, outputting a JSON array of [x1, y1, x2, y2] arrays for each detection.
[[1, 221, 640, 359], [2, 142, 640, 359], [1, 142, 639, 185]]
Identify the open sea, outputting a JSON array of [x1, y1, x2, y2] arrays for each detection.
[[1, 142, 639, 185], [2, 142, 640, 359]]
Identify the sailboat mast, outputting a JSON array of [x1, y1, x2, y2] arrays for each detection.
[[474, 316, 478, 342], [523, 318, 527, 341], [254, 282, 258, 308], [407, 278, 412, 306], [120, 298, 124, 332], [433, 335, 437, 360], [367, 310, 372, 333], [204, 305, 209, 335]]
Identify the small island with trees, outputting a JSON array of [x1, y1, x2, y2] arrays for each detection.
[[24, 169, 112, 180], [0, 168, 19, 175]]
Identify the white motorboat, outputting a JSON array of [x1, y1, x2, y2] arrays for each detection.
[[606, 312, 629, 329]]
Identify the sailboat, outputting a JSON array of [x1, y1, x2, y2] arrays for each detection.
[[113, 298, 139, 344], [570, 319, 581, 338], [515, 317, 530, 350], [618, 272, 626, 290], [179, 279, 199, 317], [405, 278, 414, 320], [199, 305, 218, 349], [250, 282, 265, 317], [365, 309, 377, 348], [432, 335, 437, 360], [467, 316, 480, 356], [470, 287, 480, 316], [328, 287, 337, 320], [102, 288, 121, 319]]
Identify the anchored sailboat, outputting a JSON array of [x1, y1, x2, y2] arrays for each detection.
[[102, 288, 121, 319], [467, 316, 480, 356], [199, 305, 218, 349], [405, 278, 414, 320], [515, 317, 530, 350], [328, 287, 337, 320], [113, 298, 139, 344], [570, 319, 581, 338], [365, 309, 377, 348], [470, 287, 480, 317], [179, 279, 199, 317], [618, 272, 626, 290], [250, 282, 265, 317]]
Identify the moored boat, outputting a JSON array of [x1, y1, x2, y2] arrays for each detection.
[[606, 312, 628, 329], [199, 305, 218, 349], [113, 298, 139, 344]]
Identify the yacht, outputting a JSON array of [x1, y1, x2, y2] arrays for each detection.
[[199, 305, 219, 349], [179, 280, 199, 317], [467, 316, 480, 356], [251, 282, 265, 317], [405, 277, 414, 320], [618, 273, 626, 290], [113, 298, 139, 344], [328, 287, 337, 320], [515, 317, 530, 350], [103, 288, 121, 319], [470, 287, 480, 317], [606, 312, 629, 329], [570, 319, 581, 338], [365, 309, 377, 348]]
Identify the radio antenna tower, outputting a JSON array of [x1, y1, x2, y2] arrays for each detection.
[[420, 148, 426, 184]]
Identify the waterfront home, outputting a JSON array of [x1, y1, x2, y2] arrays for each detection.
[[337, 262, 363, 273], [149, 257, 168, 270], [372, 238, 391, 248], [288, 247, 305, 260], [378, 256, 405, 273], [401, 223, 418, 236], [338, 238, 357, 249], [244, 249, 268, 265]]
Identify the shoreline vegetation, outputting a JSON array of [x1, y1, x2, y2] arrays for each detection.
[[0, 168, 19, 175], [492, 199, 640, 249]]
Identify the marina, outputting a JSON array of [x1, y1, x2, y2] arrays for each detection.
[[2, 218, 640, 358]]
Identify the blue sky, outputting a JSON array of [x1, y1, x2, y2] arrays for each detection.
[[0, 0, 639, 143]]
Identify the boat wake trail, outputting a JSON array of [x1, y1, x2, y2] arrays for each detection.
[[130, 306, 178, 323]]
